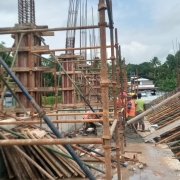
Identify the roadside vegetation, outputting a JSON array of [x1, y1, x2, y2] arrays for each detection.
[[126, 54, 180, 92], [1, 41, 179, 105]]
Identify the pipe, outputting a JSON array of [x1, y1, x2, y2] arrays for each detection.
[[31, 45, 112, 53], [56, 108, 114, 111], [105, 0, 113, 28], [0, 57, 96, 180], [44, 112, 114, 116], [0, 138, 102, 146], [0, 119, 114, 125], [126, 91, 180, 125], [0, 132, 55, 180], [0, 127, 104, 174], [0, 25, 108, 34], [99, 0, 112, 178]]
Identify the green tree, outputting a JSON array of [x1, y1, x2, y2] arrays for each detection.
[[166, 54, 176, 69], [41, 55, 61, 96], [0, 42, 13, 67], [150, 57, 161, 78]]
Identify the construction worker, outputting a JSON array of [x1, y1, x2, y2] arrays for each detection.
[[134, 93, 146, 131], [83, 110, 99, 136], [126, 95, 135, 121], [116, 91, 127, 108]]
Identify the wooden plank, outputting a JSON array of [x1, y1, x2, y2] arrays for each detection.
[[14, 87, 74, 92], [45, 137, 85, 177], [40, 31, 54, 36], [28, 131, 68, 177], [56, 71, 82, 75], [29, 129, 47, 139], [24, 132, 57, 179], [0, 67, 55, 72], [23, 146, 42, 179], [13, 107, 52, 114], [3, 146, 26, 180], [0, 147, 15, 179], [57, 54, 83, 59], [13, 67, 54, 72], [144, 119, 180, 142], [18, 146, 37, 180], [0, 45, 49, 52]]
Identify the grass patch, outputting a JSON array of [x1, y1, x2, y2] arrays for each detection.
[[42, 96, 62, 106]]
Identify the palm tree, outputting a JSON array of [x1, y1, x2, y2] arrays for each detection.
[[150, 57, 161, 78]]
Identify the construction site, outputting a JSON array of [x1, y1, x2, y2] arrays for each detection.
[[0, 0, 180, 180]]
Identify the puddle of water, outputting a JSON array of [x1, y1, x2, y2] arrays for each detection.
[[113, 170, 163, 180]]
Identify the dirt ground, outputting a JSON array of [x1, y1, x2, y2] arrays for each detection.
[[112, 143, 180, 180], [75, 124, 180, 180], [125, 126, 144, 143]]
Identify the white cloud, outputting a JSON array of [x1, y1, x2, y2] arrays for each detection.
[[0, 0, 180, 65], [121, 42, 163, 64]]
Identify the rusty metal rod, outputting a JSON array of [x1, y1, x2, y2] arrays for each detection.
[[0, 25, 108, 34], [99, 0, 112, 178], [0, 138, 102, 146], [72, 145, 106, 164], [78, 145, 126, 167], [31, 45, 112, 53], [0, 132, 55, 180], [35, 112, 114, 116], [0, 119, 114, 125]]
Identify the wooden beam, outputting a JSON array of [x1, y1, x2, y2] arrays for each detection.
[[56, 71, 82, 75], [14, 87, 74, 92], [144, 119, 180, 142], [57, 54, 83, 59], [40, 31, 54, 36], [0, 45, 49, 52]]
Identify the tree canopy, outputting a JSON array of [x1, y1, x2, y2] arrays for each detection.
[[126, 53, 179, 92], [0, 41, 13, 67]]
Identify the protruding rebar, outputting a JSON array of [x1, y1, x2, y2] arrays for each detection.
[[18, 0, 35, 24]]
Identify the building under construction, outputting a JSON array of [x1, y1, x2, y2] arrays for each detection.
[[0, 0, 180, 180]]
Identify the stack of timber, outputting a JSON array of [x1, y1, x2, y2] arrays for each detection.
[[144, 91, 180, 159], [0, 125, 86, 180]]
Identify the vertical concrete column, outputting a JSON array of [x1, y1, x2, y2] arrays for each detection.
[[14, 27, 42, 115], [98, 0, 112, 179], [62, 59, 74, 104]]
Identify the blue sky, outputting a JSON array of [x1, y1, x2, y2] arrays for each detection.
[[0, 0, 180, 64]]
